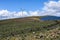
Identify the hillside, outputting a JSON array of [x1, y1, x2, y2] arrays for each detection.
[[0, 16, 60, 40]]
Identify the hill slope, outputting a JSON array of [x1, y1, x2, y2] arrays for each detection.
[[0, 16, 60, 40]]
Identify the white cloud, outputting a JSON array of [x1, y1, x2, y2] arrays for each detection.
[[0, 0, 60, 20], [29, 10, 40, 16], [0, 10, 40, 20], [0, 10, 37, 20], [0, 10, 17, 20], [16, 11, 29, 17], [42, 0, 60, 16]]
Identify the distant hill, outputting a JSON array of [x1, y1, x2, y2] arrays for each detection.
[[40, 16, 60, 20]]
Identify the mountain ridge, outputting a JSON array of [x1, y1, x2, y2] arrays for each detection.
[[40, 16, 60, 20]]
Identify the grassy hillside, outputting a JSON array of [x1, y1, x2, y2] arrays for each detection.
[[0, 16, 60, 40]]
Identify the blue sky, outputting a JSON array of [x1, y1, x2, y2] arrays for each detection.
[[0, 0, 60, 20], [0, 0, 58, 11]]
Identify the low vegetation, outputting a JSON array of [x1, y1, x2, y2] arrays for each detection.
[[0, 16, 60, 40]]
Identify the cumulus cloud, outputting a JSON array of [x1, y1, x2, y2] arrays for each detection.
[[0, 0, 60, 20], [43, 0, 60, 16], [0, 10, 17, 20], [0, 10, 40, 20], [29, 10, 40, 16]]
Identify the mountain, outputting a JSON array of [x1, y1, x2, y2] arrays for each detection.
[[40, 16, 60, 20], [0, 16, 60, 40]]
